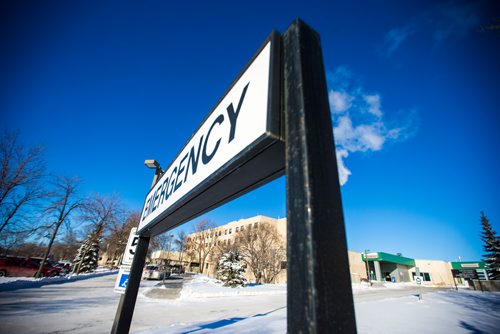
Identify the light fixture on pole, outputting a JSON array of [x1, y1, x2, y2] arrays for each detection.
[[166, 234, 174, 266], [144, 159, 164, 187], [364, 249, 372, 286]]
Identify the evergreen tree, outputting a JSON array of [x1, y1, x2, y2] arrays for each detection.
[[480, 211, 500, 280], [73, 228, 101, 274], [216, 250, 246, 287]]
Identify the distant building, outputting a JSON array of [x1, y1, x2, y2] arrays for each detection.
[[185, 215, 287, 283], [100, 215, 487, 286]]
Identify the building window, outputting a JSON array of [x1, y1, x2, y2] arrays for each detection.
[[225, 229, 227, 235], [229, 228, 232, 234], [254, 222, 258, 228], [236, 227, 239, 232], [412, 272, 431, 281], [241, 225, 244, 231]]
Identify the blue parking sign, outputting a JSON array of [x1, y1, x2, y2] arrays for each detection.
[[114, 266, 131, 294], [119, 274, 129, 288]]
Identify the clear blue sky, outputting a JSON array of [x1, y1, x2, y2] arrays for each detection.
[[1, 1, 498, 262]]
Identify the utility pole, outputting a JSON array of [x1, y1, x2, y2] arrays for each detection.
[[364, 250, 372, 286], [166, 234, 174, 266]]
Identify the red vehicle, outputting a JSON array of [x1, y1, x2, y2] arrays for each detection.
[[0, 257, 61, 277]]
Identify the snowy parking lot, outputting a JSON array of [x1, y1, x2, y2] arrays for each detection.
[[0, 273, 499, 333]]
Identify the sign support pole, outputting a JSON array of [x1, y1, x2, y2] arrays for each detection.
[[111, 235, 150, 334], [283, 19, 357, 333]]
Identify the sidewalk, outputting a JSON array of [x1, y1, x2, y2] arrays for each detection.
[[142, 275, 191, 299]]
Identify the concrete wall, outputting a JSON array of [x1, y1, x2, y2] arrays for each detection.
[[410, 259, 454, 286], [151, 251, 185, 265], [348, 251, 368, 283]]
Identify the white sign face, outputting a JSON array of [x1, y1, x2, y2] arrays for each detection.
[[139, 41, 273, 232], [114, 266, 131, 294], [122, 228, 139, 266], [461, 263, 479, 268], [415, 276, 422, 285]]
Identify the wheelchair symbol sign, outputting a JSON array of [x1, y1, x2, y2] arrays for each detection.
[[119, 274, 129, 288], [114, 267, 131, 294]]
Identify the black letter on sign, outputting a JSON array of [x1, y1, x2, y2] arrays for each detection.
[[226, 82, 249, 143], [174, 153, 188, 192], [185, 135, 204, 183], [129, 237, 138, 255], [202, 114, 224, 165]]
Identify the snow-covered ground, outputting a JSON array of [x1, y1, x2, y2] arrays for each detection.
[[177, 274, 286, 300], [0, 273, 498, 333]]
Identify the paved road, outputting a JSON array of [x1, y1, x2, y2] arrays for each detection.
[[354, 285, 451, 302], [142, 275, 185, 299], [0, 274, 285, 334]]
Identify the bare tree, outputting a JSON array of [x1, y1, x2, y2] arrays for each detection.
[[73, 193, 123, 274], [0, 228, 36, 256], [0, 131, 47, 235], [103, 210, 139, 267], [186, 220, 218, 273], [174, 230, 188, 264], [150, 232, 172, 264], [49, 230, 80, 262], [35, 176, 81, 278], [236, 222, 286, 283]]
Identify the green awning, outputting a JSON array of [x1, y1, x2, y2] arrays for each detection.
[[361, 252, 415, 267], [450, 261, 486, 270]]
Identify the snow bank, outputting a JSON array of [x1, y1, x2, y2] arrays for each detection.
[[179, 274, 286, 300], [0, 269, 117, 292], [352, 281, 431, 292]]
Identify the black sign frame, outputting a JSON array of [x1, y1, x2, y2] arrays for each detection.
[[112, 20, 356, 334]]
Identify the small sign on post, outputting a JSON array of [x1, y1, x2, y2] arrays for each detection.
[[114, 228, 138, 294], [122, 228, 139, 266], [114, 266, 131, 294], [415, 267, 423, 300]]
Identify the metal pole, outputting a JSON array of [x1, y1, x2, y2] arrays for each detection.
[[364, 250, 372, 286], [111, 235, 150, 333], [111, 168, 160, 333], [166, 234, 173, 266], [283, 19, 357, 333]]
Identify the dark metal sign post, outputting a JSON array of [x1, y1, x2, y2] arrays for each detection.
[[111, 236, 150, 333], [111, 18, 356, 334], [284, 19, 357, 332]]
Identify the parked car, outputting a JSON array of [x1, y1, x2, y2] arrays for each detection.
[[169, 265, 184, 275], [142, 264, 170, 280], [0, 257, 61, 277]]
